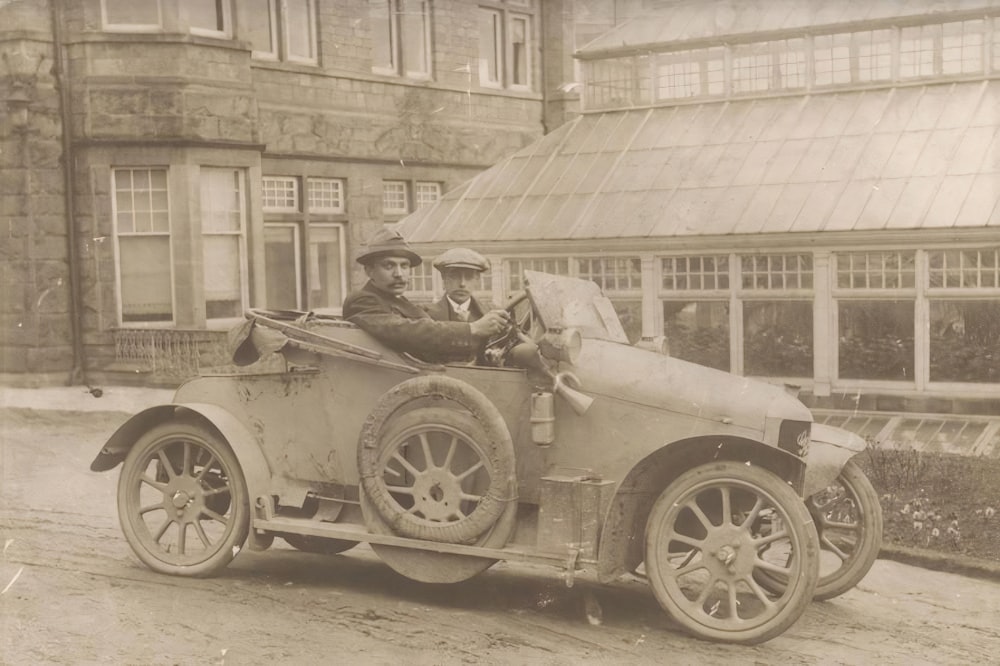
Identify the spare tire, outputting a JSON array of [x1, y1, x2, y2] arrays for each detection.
[[358, 375, 516, 544]]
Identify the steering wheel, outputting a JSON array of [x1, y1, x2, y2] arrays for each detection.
[[482, 291, 532, 366]]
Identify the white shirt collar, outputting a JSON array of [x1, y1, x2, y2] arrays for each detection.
[[447, 297, 470, 313]]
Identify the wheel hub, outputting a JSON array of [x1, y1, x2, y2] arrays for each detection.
[[703, 525, 755, 578], [411, 470, 463, 521], [162, 477, 204, 520]]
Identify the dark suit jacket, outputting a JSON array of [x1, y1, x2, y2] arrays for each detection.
[[424, 295, 489, 323], [343, 281, 479, 363]]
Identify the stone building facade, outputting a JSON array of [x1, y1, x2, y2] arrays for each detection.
[[1, 0, 639, 386]]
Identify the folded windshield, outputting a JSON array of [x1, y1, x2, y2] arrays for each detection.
[[524, 271, 629, 344]]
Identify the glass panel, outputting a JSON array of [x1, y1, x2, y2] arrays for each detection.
[[837, 251, 915, 289], [930, 300, 1000, 383], [286, 0, 315, 61], [732, 43, 772, 93], [479, 9, 501, 84], [663, 300, 730, 371], [201, 169, 242, 232], [662, 255, 729, 290], [777, 39, 806, 89], [120, 236, 172, 322], [309, 226, 345, 308], [814, 33, 851, 86], [401, 0, 429, 76], [245, 0, 275, 55], [263, 176, 298, 211], [856, 29, 892, 82], [900, 24, 938, 78], [510, 15, 529, 86], [265, 226, 299, 310], [382, 181, 408, 213], [415, 181, 440, 207], [942, 20, 983, 75], [610, 299, 642, 344], [743, 301, 813, 377], [408, 259, 434, 293], [371, 0, 395, 70], [308, 178, 344, 212], [203, 236, 242, 319], [507, 258, 569, 292], [928, 248, 1000, 288], [105, 0, 160, 26], [180, 0, 225, 32], [838, 300, 914, 380], [741, 254, 812, 290], [577, 256, 642, 291]]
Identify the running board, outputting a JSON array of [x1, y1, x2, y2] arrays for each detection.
[[256, 517, 584, 571]]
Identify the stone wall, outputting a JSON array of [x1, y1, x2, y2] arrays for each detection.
[[0, 0, 74, 382]]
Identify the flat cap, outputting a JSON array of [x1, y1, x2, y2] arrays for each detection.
[[432, 247, 489, 273], [356, 226, 422, 267]]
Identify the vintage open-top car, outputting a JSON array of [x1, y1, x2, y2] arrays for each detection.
[[91, 271, 881, 645]]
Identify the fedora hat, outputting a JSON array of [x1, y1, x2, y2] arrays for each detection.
[[355, 226, 422, 267], [432, 247, 489, 273]]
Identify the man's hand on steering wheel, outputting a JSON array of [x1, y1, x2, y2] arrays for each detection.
[[470, 310, 511, 338]]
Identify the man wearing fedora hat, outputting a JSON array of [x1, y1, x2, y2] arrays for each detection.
[[343, 227, 509, 363], [425, 248, 492, 324]]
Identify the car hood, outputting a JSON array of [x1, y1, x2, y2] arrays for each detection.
[[565, 338, 813, 432]]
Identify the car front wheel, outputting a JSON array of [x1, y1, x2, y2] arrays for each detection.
[[645, 462, 819, 644]]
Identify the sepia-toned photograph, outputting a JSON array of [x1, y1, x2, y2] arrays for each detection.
[[2, 0, 998, 663]]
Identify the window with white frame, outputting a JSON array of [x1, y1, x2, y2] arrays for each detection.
[[308, 178, 345, 213], [927, 248, 1000, 383], [661, 255, 731, 371], [245, 0, 317, 64], [113, 168, 174, 324], [732, 39, 806, 94], [200, 168, 247, 320], [415, 181, 441, 208], [371, 0, 432, 78], [382, 180, 409, 215], [741, 254, 813, 378], [479, 2, 534, 90], [577, 256, 643, 343], [262, 175, 348, 311], [506, 257, 569, 292], [102, 0, 162, 31], [409, 260, 435, 295], [942, 20, 984, 75], [835, 251, 915, 382]]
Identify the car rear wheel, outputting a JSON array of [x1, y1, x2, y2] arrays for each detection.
[[116, 421, 250, 577], [644, 462, 819, 644], [756, 460, 883, 600]]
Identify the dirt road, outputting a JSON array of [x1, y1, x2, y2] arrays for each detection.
[[2, 409, 998, 665]]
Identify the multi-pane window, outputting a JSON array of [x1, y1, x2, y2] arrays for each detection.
[[835, 251, 915, 382], [409, 260, 435, 293], [200, 168, 247, 319], [577, 257, 642, 292], [262, 176, 298, 211], [942, 20, 985, 75], [741, 254, 813, 290], [731, 39, 806, 94], [584, 16, 996, 110], [246, 0, 317, 64], [308, 178, 345, 213], [741, 254, 813, 377], [661, 255, 732, 371], [506, 257, 569, 292], [927, 249, 1000, 384], [180, 0, 231, 37], [262, 175, 348, 312], [102, 0, 162, 30], [857, 30, 894, 83], [415, 181, 441, 208], [837, 251, 915, 289], [479, 2, 534, 90], [372, 0, 432, 78], [113, 168, 173, 323], [662, 255, 729, 290], [382, 181, 409, 214]]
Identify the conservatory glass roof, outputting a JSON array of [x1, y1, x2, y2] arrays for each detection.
[[399, 78, 1000, 245]]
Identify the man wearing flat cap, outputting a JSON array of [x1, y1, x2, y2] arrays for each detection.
[[342, 227, 509, 363], [425, 248, 492, 324]]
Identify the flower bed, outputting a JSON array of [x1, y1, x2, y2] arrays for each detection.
[[857, 446, 1000, 562]]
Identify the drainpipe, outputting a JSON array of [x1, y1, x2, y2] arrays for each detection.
[[50, 0, 88, 388]]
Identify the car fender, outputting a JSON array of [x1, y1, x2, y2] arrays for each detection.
[[90, 402, 272, 508], [802, 423, 867, 497]]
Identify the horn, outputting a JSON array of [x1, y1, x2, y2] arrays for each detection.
[[552, 371, 593, 416]]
